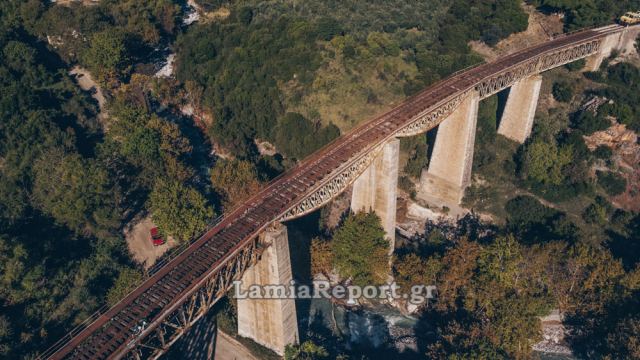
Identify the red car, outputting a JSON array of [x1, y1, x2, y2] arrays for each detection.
[[150, 227, 165, 246]]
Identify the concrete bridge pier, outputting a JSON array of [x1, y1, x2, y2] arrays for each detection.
[[236, 223, 299, 356], [497, 75, 543, 143], [351, 138, 400, 251], [419, 91, 480, 205]]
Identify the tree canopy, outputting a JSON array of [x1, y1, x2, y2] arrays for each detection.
[[149, 180, 214, 242], [332, 211, 389, 286]]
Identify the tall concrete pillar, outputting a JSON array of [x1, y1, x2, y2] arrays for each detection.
[[419, 91, 480, 205], [351, 138, 399, 251], [498, 75, 542, 143], [236, 223, 298, 356]]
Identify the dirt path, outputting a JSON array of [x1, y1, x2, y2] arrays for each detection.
[[70, 66, 107, 122]]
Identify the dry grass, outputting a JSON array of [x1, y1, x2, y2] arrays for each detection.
[[204, 6, 231, 22], [281, 42, 418, 132], [470, 3, 565, 62], [54, 0, 100, 6]]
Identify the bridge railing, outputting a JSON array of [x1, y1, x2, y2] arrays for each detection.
[[38, 158, 303, 360], [37, 213, 228, 359]]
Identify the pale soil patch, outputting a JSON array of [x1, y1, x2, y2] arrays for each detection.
[[255, 139, 277, 156], [212, 142, 235, 160], [205, 6, 231, 21], [125, 217, 177, 269], [54, 0, 99, 6], [396, 190, 475, 238], [584, 121, 640, 211], [470, 3, 565, 61], [533, 310, 572, 356], [190, 0, 230, 23], [215, 331, 259, 360]]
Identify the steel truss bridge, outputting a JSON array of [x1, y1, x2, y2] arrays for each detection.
[[41, 24, 634, 360]]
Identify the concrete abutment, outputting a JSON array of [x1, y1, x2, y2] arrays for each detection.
[[585, 28, 640, 71], [236, 223, 299, 356]]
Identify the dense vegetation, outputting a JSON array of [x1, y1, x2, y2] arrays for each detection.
[[528, 0, 640, 30], [393, 210, 640, 359], [0, 1, 211, 357], [589, 62, 640, 132], [175, 0, 530, 159], [0, 3, 131, 356]]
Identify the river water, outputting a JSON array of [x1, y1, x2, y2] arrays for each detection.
[[302, 297, 419, 349]]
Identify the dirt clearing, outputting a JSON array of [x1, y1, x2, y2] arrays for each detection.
[[125, 217, 177, 269], [470, 4, 565, 61]]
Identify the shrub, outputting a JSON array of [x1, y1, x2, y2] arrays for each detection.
[[505, 195, 555, 226], [552, 81, 573, 102], [597, 171, 627, 196], [592, 145, 613, 160], [583, 203, 607, 225], [565, 59, 586, 72], [571, 111, 610, 135], [398, 176, 417, 199]]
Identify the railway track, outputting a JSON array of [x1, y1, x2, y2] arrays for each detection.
[[41, 23, 633, 360]]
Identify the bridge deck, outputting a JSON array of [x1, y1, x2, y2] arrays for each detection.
[[46, 24, 631, 359]]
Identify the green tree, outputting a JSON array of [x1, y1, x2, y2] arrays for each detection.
[[106, 268, 143, 306], [285, 340, 329, 360], [31, 149, 119, 234], [274, 113, 339, 160], [0, 315, 13, 356], [210, 159, 262, 209], [402, 134, 429, 179], [583, 202, 608, 225], [521, 140, 573, 185], [81, 28, 130, 84], [565, 59, 586, 72], [552, 81, 574, 102], [477, 235, 523, 289], [571, 111, 610, 134], [149, 180, 214, 242], [332, 212, 389, 286], [597, 170, 627, 196]]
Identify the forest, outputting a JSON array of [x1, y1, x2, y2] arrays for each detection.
[[0, 0, 639, 359]]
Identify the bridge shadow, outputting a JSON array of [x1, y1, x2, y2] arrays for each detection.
[[286, 210, 321, 341], [495, 89, 510, 130], [162, 305, 218, 360]]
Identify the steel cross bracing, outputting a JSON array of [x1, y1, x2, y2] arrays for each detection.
[[42, 24, 633, 360]]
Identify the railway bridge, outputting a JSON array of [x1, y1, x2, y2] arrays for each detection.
[[42, 23, 639, 359]]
